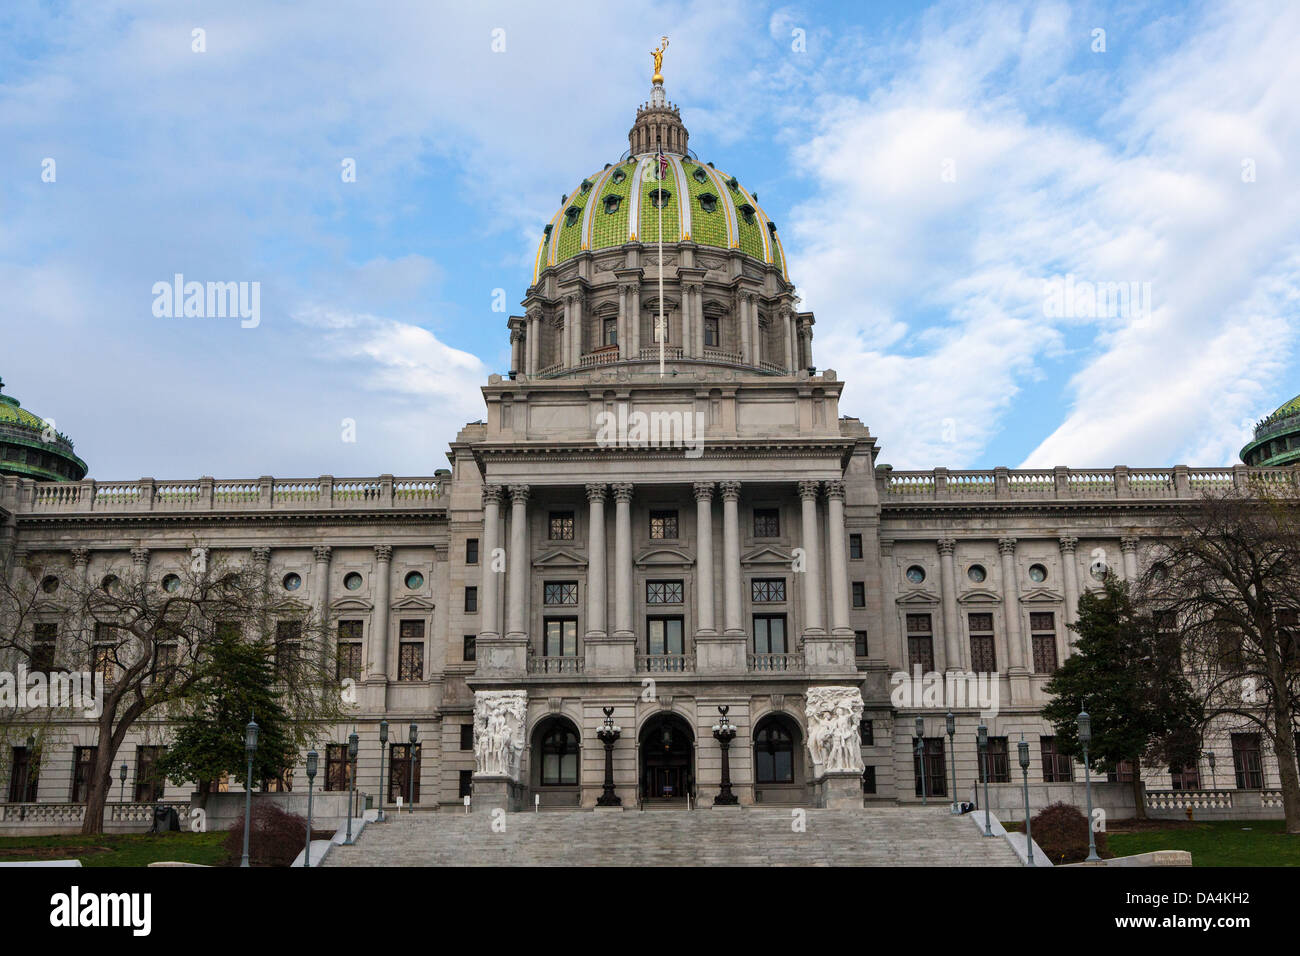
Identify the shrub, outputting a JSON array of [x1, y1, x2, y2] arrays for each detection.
[[1030, 801, 1108, 864], [222, 802, 313, 867]]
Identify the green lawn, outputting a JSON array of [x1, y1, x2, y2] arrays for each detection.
[[0, 831, 229, 867], [1106, 820, 1300, 866]]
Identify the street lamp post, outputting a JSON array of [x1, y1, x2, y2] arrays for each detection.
[[344, 728, 359, 845], [304, 748, 317, 867], [377, 720, 389, 822], [977, 724, 993, 836], [119, 762, 128, 804], [915, 716, 927, 806], [240, 715, 259, 868], [596, 707, 623, 807], [408, 724, 418, 812], [1204, 750, 1217, 789], [1018, 735, 1034, 867], [1078, 709, 1100, 862], [946, 711, 958, 813], [711, 706, 739, 806]]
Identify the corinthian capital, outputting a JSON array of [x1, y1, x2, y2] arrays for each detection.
[[719, 480, 742, 502], [313, 546, 333, 563], [823, 480, 846, 500], [612, 482, 635, 502], [798, 480, 820, 501], [71, 548, 91, 567], [1058, 535, 1079, 554], [693, 481, 715, 502], [132, 547, 152, 567], [508, 484, 531, 503], [937, 538, 956, 556], [997, 537, 1017, 556], [374, 545, 393, 563], [1120, 535, 1139, 553], [585, 482, 607, 502], [482, 484, 504, 505]]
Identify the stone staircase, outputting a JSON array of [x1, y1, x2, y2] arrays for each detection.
[[324, 806, 1020, 866]]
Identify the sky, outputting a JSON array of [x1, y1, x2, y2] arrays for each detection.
[[2, 0, 1297, 479]]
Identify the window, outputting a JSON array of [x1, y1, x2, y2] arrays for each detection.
[[543, 618, 578, 657], [466, 538, 479, 564], [646, 580, 684, 605], [862, 766, 876, 794], [31, 622, 56, 672], [913, 738, 946, 797], [905, 565, 926, 584], [1030, 612, 1058, 673], [859, 719, 874, 746], [465, 586, 478, 613], [564, 205, 580, 225], [544, 581, 579, 606], [398, 621, 425, 681], [135, 745, 166, 802], [275, 621, 301, 675], [1107, 760, 1135, 784], [336, 621, 363, 681], [8, 746, 39, 802], [649, 510, 678, 539], [854, 630, 869, 657], [325, 744, 350, 791], [404, 571, 424, 590], [852, 582, 866, 607], [1028, 563, 1048, 582], [692, 166, 708, 184], [1170, 764, 1201, 790], [1041, 736, 1074, 783], [459, 724, 474, 751], [753, 508, 780, 537], [71, 746, 97, 803], [649, 187, 672, 209], [389, 744, 421, 804], [753, 614, 787, 654], [539, 723, 580, 786], [549, 511, 575, 540], [344, 572, 363, 590], [704, 316, 719, 347], [1232, 733, 1263, 789], [967, 564, 986, 583], [282, 572, 301, 591], [646, 616, 684, 655], [751, 578, 786, 603], [849, 534, 863, 560], [161, 574, 180, 593], [603, 195, 621, 215], [754, 721, 795, 783], [93, 638, 116, 686], [969, 613, 997, 672], [463, 634, 476, 662], [155, 642, 178, 677], [906, 614, 934, 673], [603, 317, 618, 346], [458, 769, 473, 799], [980, 737, 1011, 783], [698, 192, 718, 213]]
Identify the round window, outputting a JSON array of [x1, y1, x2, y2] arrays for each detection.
[[405, 571, 424, 590], [40, 575, 59, 593], [282, 573, 302, 591], [1151, 562, 1168, 583], [1028, 564, 1048, 583], [1089, 560, 1108, 581], [161, 574, 181, 593], [344, 572, 363, 591], [101, 574, 119, 591], [905, 565, 926, 584], [967, 564, 986, 583]]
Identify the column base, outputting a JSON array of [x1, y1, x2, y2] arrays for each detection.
[[472, 775, 527, 813], [584, 633, 637, 674], [812, 771, 864, 809], [695, 632, 748, 674], [477, 635, 528, 678], [801, 630, 857, 676]]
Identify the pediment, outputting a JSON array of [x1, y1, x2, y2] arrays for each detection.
[[272, 596, 313, 614], [533, 548, 588, 570], [740, 546, 792, 568], [392, 595, 436, 612], [1021, 587, 1065, 604], [897, 588, 941, 605], [331, 597, 374, 612], [957, 588, 1003, 605], [635, 547, 695, 569]]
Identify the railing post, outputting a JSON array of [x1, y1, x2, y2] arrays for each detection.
[[1114, 466, 1130, 498], [258, 476, 273, 507], [1232, 464, 1249, 490], [1053, 466, 1068, 498], [1173, 464, 1190, 497], [321, 475, 334, 508], [875, 464, 892, 498], [933, 467, 949, 501], [199, 476, 214, 509], [994, 466, 1009, 500], [139, 477, 155, 511], [78, 478, 95, 512], [380, 474, 394, 507]]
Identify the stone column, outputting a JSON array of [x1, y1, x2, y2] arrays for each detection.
[[748, 295, 761, 365], [617, 286, 630, 361], [70, 548, 91, 667], [560, 297, 571, 367], [694, 482, 716, 635], [480, 486, 503, 640], [720, 481, 743, 636], [1121, 536, 1139, 581], [612, 482, 634, 640], [1059, 536, 1080, 628], [505, 485, 530, 640], [998, 537, 1026, 675], [937, 538, 961, 672], [738, 296, 751, 365], [824, 481, 851, 637], [313, 545, 333, 670], [585, 483, 607, 639], [526, 312, 539, 375], [680, 287, 693, 358], [572, 294, 584, 362], [798, 481, 825, 636], [629, 285, 641, 356], [782, 310, 794, 371], [509, 327, 522, 374], [693, 285, 705, 357], [371, 545, 392, 680]]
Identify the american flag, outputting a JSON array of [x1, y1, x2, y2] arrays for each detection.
[[657, 141, 668, 180]]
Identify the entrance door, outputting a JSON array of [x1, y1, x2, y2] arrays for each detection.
[[640, 713, 694, 805]]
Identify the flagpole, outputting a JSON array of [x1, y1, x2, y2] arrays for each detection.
[[657, 137, 665, 378]]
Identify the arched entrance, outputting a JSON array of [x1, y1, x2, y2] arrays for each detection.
[[639, 712, 695, 806], [752, 713, 808, 805], [530, 715, 581, 808]]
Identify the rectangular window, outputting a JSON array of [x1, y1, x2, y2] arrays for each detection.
[[389, 744, 421, 804], [1041, 736, 1075, 783], [1232, 733, 1263, 789], [646, 580, 684, 605], [1030, 612, 1058, 673], [31, 622, 56, 671], [336, 620, 363, 681], [466, 538, 479, 565], [1107, 760, 1135, 784], [854, 630, 869, 657], [459, 724, 474, 751], [849, 534, 863, 560], [71, 746, 97, 803], [463, 634, 476, 662], [646, 616, 685, 656], [398, 621, 425, 681], [548, 511, 575, 540], [155, 642, 178, 676], [852, 582, 866, 607], [275, 621, 301, 675], [325, 743, 350, 792], [859, 719, 874, 747], [135, 745, 166, 802], [543, 618, 578, 657], [1170, 764, 1201, 790], [751, 578, 786, 603], [458, 769, 473, 799], [968, 612, 997, 672], [603, 317, 618, 346], [979, 737, 1011, 783], [753, 507, 780, 537], [93, 642, 116, 685], [7, 746, 39, 802], [752, 614, 788, 654], [862, 766, 876, 795], [913, 738, 947, 797], [704, 316, 719, 348], [906, 614, 934, 673], [543, 581, 579, 606], [649, 510, 678, 539], [465, 586, 478, 613]]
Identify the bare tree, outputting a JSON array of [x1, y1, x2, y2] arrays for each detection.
[[0, 546, 347, 834], [1139, 488, 1300, 833]]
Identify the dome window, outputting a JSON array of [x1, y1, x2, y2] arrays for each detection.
[[727, 176, 739, 191], [564, 205, 581, 226], [282, 572, 302, 591], [603, 195, 622, 214], [767, 220, 778, 233], [693, 166, 708, 184], [698, 192, 718, 213], [649, 188, 672, 209], [580, 178, 593, 193], [40, 575, 59, 593], [738, 203, 756, 224], [611, 167, 627, 184]]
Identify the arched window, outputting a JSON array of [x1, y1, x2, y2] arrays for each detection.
[[754, 720, 795, 783], [540, 723, 579, 786]]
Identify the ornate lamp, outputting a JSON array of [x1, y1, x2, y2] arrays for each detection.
[[945, 711, 958, 813], [914, 716, 927, 805], [1078, 709, 1100, 861], [119, 762, 128, 804], [378, 719, 389, 821], [304, 748, 318, 867], [408, 723, 419, 812], [596, 707, 623, 807], [1017, 734, 1034, 866], [240, 715, 259, 867], [977, 724, 992, 836], [345, 728, 359, 845], [711, 706, 739, 806]]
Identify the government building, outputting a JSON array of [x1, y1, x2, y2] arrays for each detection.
[[2, 63, 1297, 822]]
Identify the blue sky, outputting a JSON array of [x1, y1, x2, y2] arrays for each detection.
[[2, 0, 1297, 479]]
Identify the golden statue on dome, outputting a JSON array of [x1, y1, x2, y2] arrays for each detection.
[[651, 36, 668, 84]]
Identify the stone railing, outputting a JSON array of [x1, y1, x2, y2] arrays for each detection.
[[747, 653, 804, 672], [636, 653, 693, 673], [703, 347, 743, 364], [878, 464, 1300, 503], [638, 346, 685, 362], [527, 655, 584, 674], [577, 348, 620, 368], [13, 475, 445, 515], [0, 801, 190, 828], [1145, 789, 1235, 811]]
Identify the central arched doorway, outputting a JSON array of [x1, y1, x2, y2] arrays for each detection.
[[639, 712, 695, 807], [529, 715, 582, 808]]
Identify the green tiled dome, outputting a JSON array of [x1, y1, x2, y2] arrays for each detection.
[[1240, 392, 1300, 467], [0, 377, 89, 482]]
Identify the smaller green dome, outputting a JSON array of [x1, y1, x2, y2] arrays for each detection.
[[0, 377, 89, 482], [1240, 391, 1300, 467]]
